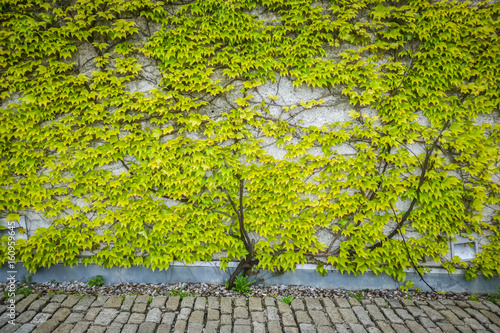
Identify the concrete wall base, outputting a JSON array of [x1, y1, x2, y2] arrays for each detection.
[[2, 262, 498, 294]]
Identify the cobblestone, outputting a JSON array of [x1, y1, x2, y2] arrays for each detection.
[[3, 293, 497, 333]]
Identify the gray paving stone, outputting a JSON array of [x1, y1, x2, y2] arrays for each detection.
[[205, 321, 220, 333], [340, 308, 359, 324], [189, 310, 204, 323], [418, 316, 438, 329], [156, 324, 170, 333], [353, 305, 375, 326], [105, 327, 120, 333], [70, 321, 91, 333], [481, 309, 500, 326], [463, 317, 486, 330], [50, 295, 67, 303], [264, 297, 276, 307], [454, 301, 469, 308], [31, 312, 51, 325], [94, 308, 118, 326], [349, 298, 362, 306], [137, 322, 157, 333], [128, 313, 146, 324], [436, 321, 460, 332], [401, 299, 415, 307], [234, 306, 248, 319], [310, 310, 330, 326], [467, 301, 488, 310], [441, 309, 465, 325], [235, 318, 251, 325], [405, 320, 427, 333], [166, 296, 180, 312], [253, 321, 266, 333], [221, 297, 232, 314], [135, 295, 150, 304], [420, 305, 445, 321], [173, 319, 186, 333], [290, 298, 304, 311], [394, 308, 413, 321], [0, 305, 5, 316], [268, 320, 283, 333], [15, 310, 37, 324], [366, 304, 386, 321], [2, 323, 21, 333], [282, 312, 296, 327], [14, 294, 26, 303], [15, 323, 36, 333], [150, 296, 167, 308], [323, 298, 342, 323], [219, 325, 231, 333], [41, 302, 60, 314], [456, 325, 474, 333], [161, 312, 175, 326], [406, 306, 425, 318], [374, 298, 388, 308], [61, 296, 80, 309], [381, 308, 404, 324], [84, 308, 101, 321], [334, 297, 351, 308], [91, 296, 109, 308], [113, 311, 130, 324], [193, 297, 205, 310], [448, 305, 471, 319], [187, 322, 204, 333], [64, 313, 84, 324], [464, 307, 491, 325], [336, 323, 351, 333], [121, 295, 137, 312], [249, 297, 262, 311], [235, 298, 246, 307], [278, 301, 292, 313], [221, 314, 231, 325], [87, 326, 106, 333], [177, 307, 191, 321], [251, 311, 265, 323], [17, 294, 40, 313], [298, 323, 316, 333], [428, 301, 446, 310], [390, 324, 410, 333], [73, 296, 95, 312], [283, 327, 299, 333], [487, 324, 500, 333], [267, 306, 279, 321], [28, 300, 48, 312], [145, 308, 162, 323], [103, 296, 123, 309], [484, 301, 500, 314], [52, 307, 71, 322], [53, 323, 74, 333], [349, 322, 368, 333], [207, 309, 219, 321], [440, 299, 456, 306], [366, 327, 381, 333], [32, 318, 59, 333], [207, 297, 219, 309], [131, 302, 147, 313], [375, 321, 395, 333], [295, 310, 311, 324], [304, 297, 323, 310], [181, 297, 195, 309]]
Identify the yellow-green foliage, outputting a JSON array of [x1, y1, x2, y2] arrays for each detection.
[[0, 0, 499, 283]]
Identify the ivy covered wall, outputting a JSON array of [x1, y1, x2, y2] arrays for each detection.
[[0, 0, 499, 287]]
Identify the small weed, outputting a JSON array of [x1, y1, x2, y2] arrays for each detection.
[[385, 301, 389, 308], [171, 287, 197, 300], [17, 287, 33, 297], [281, 295, 294, 305], [48, 292, 55, 299], [87, 275, 105, 287], [148, 297, 152, 303], [231, 274, 254, 295], [406, 294, 413, 301], [487, 287, 500, 302], [468, 294, 479, 302], [350, 291, 363, 302], [57, 289, 64, 294]]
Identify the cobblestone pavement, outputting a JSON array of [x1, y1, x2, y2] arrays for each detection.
[[1, 292, 500, 333]]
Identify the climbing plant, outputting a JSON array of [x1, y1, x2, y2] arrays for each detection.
[[0, 0, 499, 288]]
